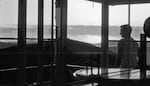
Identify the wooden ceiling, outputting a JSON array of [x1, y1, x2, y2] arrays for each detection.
[[87, 0, 150, 5]]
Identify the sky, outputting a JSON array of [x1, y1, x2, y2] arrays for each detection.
[[0, 0, 150, 26]]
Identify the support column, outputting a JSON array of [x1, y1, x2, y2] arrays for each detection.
[[128, 3, 131, 25], [17, 0, 27, 86], [101, 1, 109, 76], [140, 34, 146, 79], [37, 0, 44, 85], [50, 0, 55, 85], [55, 0, 67, 86]]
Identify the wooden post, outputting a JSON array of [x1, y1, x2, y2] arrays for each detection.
[[51, 0, 54, 85], [140, 34, 146, 79], [54, 0, 67, 86], [37, 0, 44, 85], [17, 0, 27, 86], [101, 1, 109, 77], [128, 3, 131, 25]]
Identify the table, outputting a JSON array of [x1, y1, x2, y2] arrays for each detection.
[[74, 68, 150, 79], [73, 68, 150, 86]]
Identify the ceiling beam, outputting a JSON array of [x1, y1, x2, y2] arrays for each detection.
[[87, 0, 150, 5]]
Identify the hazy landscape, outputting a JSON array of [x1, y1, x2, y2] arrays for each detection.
[[0, 25, 150, 65], [0, 25, 144, 42]]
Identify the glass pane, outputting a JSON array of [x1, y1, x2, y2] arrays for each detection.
[[68, 0, 101, 45], [109, 5, 128, 41], [0, 0, 18, 43], [27, 0, 38, 43]]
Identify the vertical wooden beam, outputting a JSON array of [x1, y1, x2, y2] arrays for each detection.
[[101, 1, 109, 76], [140, 34, 146, 79], [51, 0, 54, 41], [128, 3, 131, 25], [51, 0, 54, 85], [55, 0, 67, 86], [17, 0, 27, 86], [37, 0, 44, 85]]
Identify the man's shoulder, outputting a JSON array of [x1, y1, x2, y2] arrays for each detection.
[[119, 38, 126, 43], [130, 38, 136, 41], [118, 39, 125, 46], [119, 38, 136, 42]]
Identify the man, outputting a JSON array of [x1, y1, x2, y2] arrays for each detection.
[[117, 24, 139, 68]]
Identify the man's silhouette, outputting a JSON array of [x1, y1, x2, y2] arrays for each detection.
[[117, 24, 139, 68]]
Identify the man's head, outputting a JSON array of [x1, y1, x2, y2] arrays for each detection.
[[120, 24, 132, 38]]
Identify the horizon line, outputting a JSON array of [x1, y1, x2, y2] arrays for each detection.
[[0, 24, 143, 27]]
